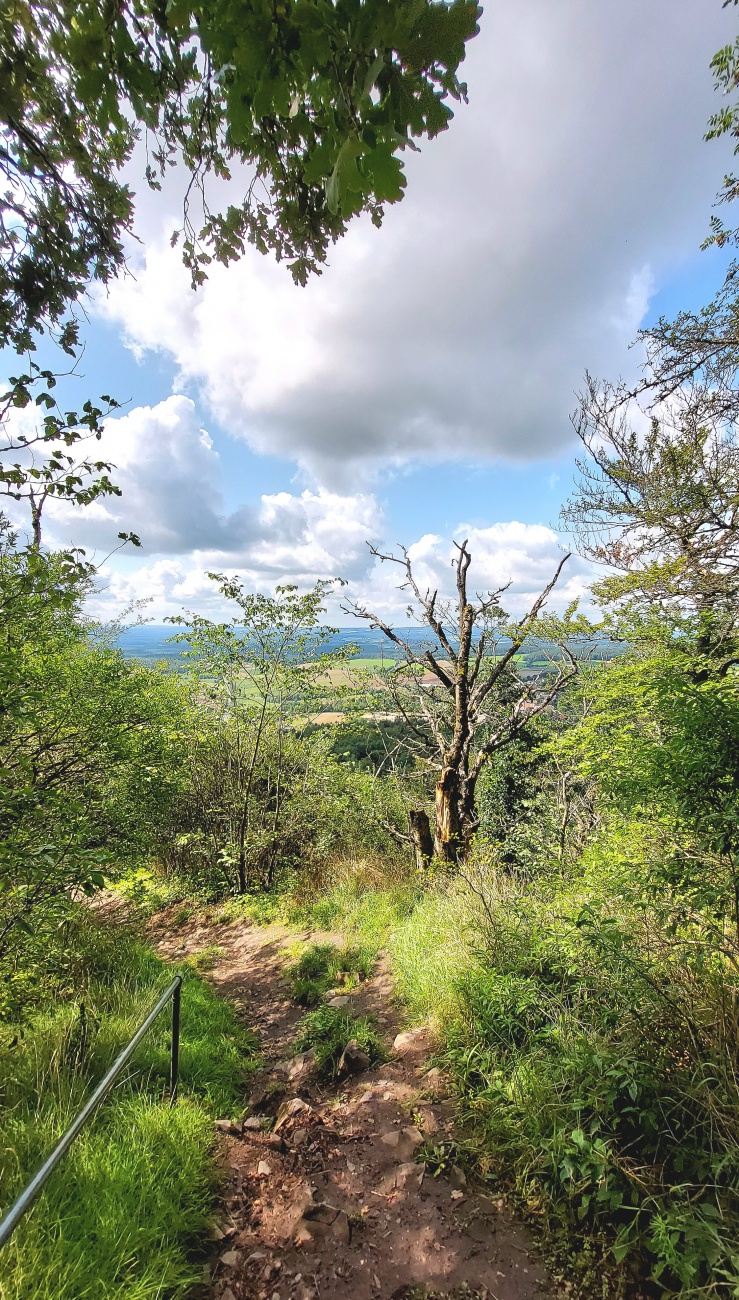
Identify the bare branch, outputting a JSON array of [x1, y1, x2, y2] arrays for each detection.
[[345, 539, 584, 864], [471, 552, 571, 712], [368, 542, 459, 667], [471, 657, 579, 782]]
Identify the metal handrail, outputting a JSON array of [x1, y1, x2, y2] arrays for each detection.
[[0, 973, 182, 1250]]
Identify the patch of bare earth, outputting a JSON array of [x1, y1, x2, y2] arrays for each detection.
[[148, 910, 556, 1300]]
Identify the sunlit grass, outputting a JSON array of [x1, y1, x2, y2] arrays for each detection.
[[0, 920, 256, 1300], [295, 1004, 385, 1079]]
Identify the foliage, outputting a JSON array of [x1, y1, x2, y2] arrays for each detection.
[[0, 522, 174, 961], [0, 0, 480, 351], [163, 577, 401, 893], [169, 574, 352, 689], [564, 644, 739, 932], [564, 377, 739, 662], [316, 715, 420, 773], [702, 11, 739, 252], [0, 365, 141, 549], [0, 528, 187, 961], [0, 910, 256, 1299], [474, 709, 599, 874], [295, 1002, 385, 1078], [159, 706, 402, 892], [387, 861, 739, 1295]]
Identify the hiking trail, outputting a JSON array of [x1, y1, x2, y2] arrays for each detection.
[[150, 910, 558, 1300]]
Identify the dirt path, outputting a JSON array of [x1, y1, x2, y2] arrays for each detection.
[[150, 911, 557, 1300]]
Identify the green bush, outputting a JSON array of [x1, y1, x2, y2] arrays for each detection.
[[388, 863, 739, 1295]]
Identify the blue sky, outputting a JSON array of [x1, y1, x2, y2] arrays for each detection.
[[6, 0, 736, 624]]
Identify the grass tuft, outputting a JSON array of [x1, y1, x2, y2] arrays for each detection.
[[287, 941, 373, 1006], [295, 1004, 385, 1078]]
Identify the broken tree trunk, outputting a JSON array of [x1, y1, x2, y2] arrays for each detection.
[[434, 766, 463, 862], [408, 808, 434, 870]]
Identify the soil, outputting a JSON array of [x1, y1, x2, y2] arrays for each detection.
[[149, 909, 558, 1300]]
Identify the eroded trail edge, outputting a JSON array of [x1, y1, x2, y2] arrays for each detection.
[[151, 912, 555, 1300]]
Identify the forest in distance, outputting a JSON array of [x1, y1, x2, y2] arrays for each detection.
[[2, 2, 739, 1300]]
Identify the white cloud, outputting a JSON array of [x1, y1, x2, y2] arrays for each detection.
[[46, 395, 227, 553], [1, 395, 225, 553], [97, 0, 733, 485], [88, 515, 593, 624], [349, 522, 592, 625], [32, 397, 381, 577], [19, 0, 723, 627], [6, 396, 586, 624], [36, 396, 384, 618]]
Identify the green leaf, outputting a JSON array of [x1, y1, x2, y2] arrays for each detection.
[[366, 145, 406, 203], [326, 136, 364, 215]]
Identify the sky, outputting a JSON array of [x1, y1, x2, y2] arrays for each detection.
[[6, 0, 737, 626]]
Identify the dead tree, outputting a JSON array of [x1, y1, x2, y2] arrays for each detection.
[[344, 540, 579, 864]]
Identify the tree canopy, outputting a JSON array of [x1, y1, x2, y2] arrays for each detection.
[[564, 374, 739, 666], [0, 0, 481, 352]]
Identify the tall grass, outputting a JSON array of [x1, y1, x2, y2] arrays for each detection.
[[290, 867, 420, 947], [1, 1098, 215, 1300], [390, 883, 478, 1026], [385, 859, 739, 1296], [0, 912, 255, 1300]]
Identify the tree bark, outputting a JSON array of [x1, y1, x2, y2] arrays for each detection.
[[408, 808, 434, 870], [434, 766, 462, 862], [30, 492, 44, 548]]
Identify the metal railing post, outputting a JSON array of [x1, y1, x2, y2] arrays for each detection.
[[0, 973, 184, 1251], [170, 978, 181, 1104]]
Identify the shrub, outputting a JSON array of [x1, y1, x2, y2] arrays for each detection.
[[388, 860, 739, 1294]]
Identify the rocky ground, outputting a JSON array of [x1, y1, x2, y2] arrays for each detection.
[[150, 911, 557, 1300]]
